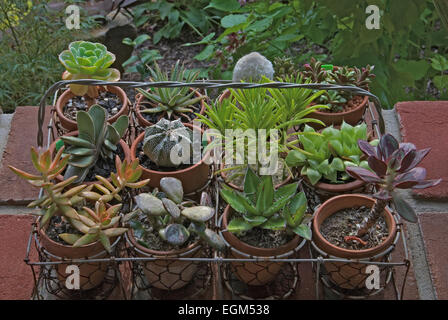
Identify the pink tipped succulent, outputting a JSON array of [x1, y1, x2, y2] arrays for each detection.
[[346, 134, 441, 239]]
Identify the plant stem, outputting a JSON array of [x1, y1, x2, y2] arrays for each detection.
[[356, 199, 387, 238]]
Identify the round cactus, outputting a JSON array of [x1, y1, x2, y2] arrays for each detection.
[[143, 119, 193, 168], [232, 52, 274, 82]]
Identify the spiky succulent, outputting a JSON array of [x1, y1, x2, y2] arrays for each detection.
[[220, 168, 312, 240], [60, 104, 129, 183], [59, 41, 120, 97], [8, 146, 89, 228], [286, 122, 376, 185], [143, 118, 193, 168], [128, 177, 225, 251], [302, 57, 328, 83], [273, 56, 299, 80], [353, 65, 376, 90], [345, 134, 441, 239], [136, 61, 204, 119]]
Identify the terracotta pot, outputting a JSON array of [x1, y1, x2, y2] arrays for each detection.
[[126, 229, 202, 290], [221, 205, 301, 286], [312, 194, 397, 290], [130, 124, 211, 195], [220, 162, 292, 192], [38, 225, 118, 290], [302, 175, 366, 200], [55, 86, 129, 132], [134, 88, 206, 128], [308, 95, 369, 128], [49, 131, 131, 185]]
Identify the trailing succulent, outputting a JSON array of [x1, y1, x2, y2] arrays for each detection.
[[285, 122, 376, 185], [136, 61, 204, 120], [59, 41, 120, 97], [127, 177, 225, 251], [220, 168, 312, 240], [345, 134, 441, 242], [143, 118, 193, 168], [60, 104, 128, 183], [8, 146, 149, 253]]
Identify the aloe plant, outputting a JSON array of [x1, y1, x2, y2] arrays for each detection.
[[59, 41, 120, 97], [345, 134, 441, 241], [136, 61, 204, 119], [128, 177, 225, 251], [60, 104, 129, 184], [286, 122, 377, 185], [220, 168, 311, 240]]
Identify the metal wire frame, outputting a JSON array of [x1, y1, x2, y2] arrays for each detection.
[[25, 79, 411, 300]]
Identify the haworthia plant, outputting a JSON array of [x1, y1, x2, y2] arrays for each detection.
[[61, 104, 129, 183]]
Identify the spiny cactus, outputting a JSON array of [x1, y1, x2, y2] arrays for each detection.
[[143, 119, 193, 168], [136, 61, 204, 120], [232, 52, 274, 82], [129, 177, 225, 251], [61, 104, 129, 183], [59, 41, 120, 97]]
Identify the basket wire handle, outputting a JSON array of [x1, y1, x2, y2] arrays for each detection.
[[37, 80, 385, 147]]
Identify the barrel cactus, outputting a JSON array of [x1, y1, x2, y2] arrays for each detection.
[[143, 119, 193, 168], [61, 104, 129, 183], [59, 41, 121, 97], [232, 52, 274, 82]]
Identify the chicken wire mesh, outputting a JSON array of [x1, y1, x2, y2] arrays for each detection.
[[23, 79, 411, 300]]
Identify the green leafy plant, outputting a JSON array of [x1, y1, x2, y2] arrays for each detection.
[[60, 104, 129, 183], [59, 41, 120, 97], [143, 119, 193, 168], [136, 61, 204, 119], [345, 134, 441, 243], [220, 167, 311, 240], [285, 122, 376, 185], [121, 34, 162, 79], [128, 177, 225, 250], [430, 54, 448, 92]]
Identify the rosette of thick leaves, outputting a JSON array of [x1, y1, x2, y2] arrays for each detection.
[[59, 41, 120, 97], [346, 134, 441, 222]]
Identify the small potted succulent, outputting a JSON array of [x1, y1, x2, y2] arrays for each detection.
[[220, 168, 311, 286], [285, 122, 378, 195], [125, 177, 224, 290], [130, 118, 210, 195], [50, 104, 130, 184], [302, 57, 375, 127], [9, 148, 148, 290], [56, 41, 129, 131], [312, 134, 441, 290], [134, 61, 206, 127]]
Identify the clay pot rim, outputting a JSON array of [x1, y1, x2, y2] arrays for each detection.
[[220, 204, 301, 257], [135, 88, 207, 128], [220, 162, 293, 192], [49, 130, 131, 185], [303, 174, 366, 194], [312, 194, 397, 257], [126, 228, 201, 257], [311, 95, 369, 117], [55, 85, 129, 130], [130, 124, 210, 176]]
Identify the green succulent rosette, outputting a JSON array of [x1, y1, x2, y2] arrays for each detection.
[[59, 41, 120, 96]]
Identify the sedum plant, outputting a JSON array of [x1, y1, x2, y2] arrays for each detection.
[[345, 134, 441, 241], [220, 168, 312, 240], [61, 104, 129, 183], [285, 122, 376, 185], [143, 118, 193, 168], [136, 61, 204, 120], [128, 177, 225, 251], [59, 41, 120, 98]]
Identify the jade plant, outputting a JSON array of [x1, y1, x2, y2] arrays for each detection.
[[285, 122, 377, 185], [59, 41, 120, 97], [143, 118, 193, 168], [60, 104, 129, 183], [220, 168, 311, 240], [345, 134, 441, 243], [136, 61, 204, 120], [127, 177, 225, 251]]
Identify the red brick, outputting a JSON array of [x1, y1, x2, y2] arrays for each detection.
[[396, 101, 448, 200], [0, 215, 37, 300], [0, 106, 53, 205], [419, 212, 448, 300]]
